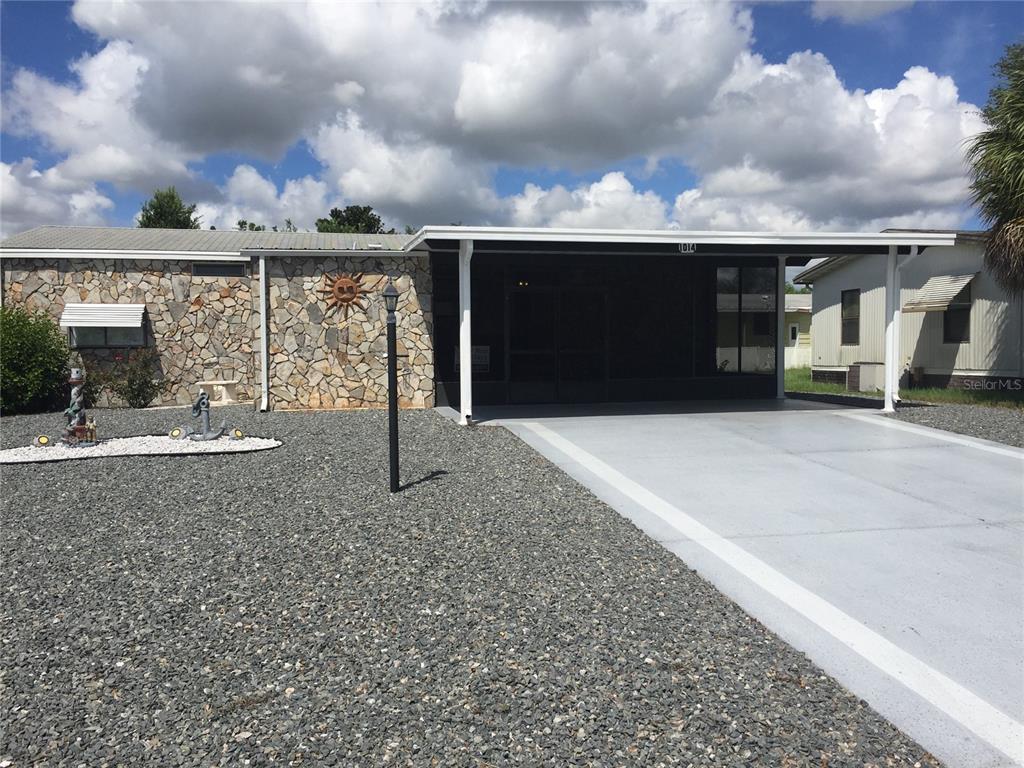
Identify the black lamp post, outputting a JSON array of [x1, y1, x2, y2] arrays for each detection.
[[383, 279, 400, 493]]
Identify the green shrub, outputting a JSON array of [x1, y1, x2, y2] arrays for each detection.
[[80, 365, 111, 408], [0, 305, 69, 414], [107, 348, 166, 408], [106, 348, 162, 408]]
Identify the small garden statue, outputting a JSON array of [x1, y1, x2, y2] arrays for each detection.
[[34, 368, 98, 447], [66, 369, 98, 445], [169, 388, 243, 442]]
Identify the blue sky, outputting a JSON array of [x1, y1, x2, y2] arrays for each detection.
[[1, 1, 1020, 236]]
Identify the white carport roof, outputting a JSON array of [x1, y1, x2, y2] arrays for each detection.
[[59, 303, 146, 328], [403, 226, 957, 253]]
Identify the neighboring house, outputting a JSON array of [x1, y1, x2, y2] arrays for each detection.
[[0, 225, 954, 417], [794, 230, 1023, 393], [784, 293, 812, 369]]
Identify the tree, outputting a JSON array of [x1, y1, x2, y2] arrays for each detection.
[[315, 205, 395, 234], [785, 282, 811, 294], [967, 43, 1024, 294], [137, 187, 200, 229], [237, 219, 266, 231]]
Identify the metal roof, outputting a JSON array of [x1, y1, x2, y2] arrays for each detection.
[[784, 294, 812, 312], [902, 273, 977, 313], [60, 303, 146, 328], [0, 226, 411, 254], [793, 230, 983, 284]]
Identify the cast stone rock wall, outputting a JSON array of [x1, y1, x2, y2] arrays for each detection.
[[2, 258, 257, 406], [266, 255, 434, 409]]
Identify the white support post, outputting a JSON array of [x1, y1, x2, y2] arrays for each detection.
[[883, 245, 897, 412], [776, 254, 786, 399], [458, 239, 473, 425], [258, 252, 270, 412], [890, 244, 916, 403]]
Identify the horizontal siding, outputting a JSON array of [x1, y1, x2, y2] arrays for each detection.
[[810, 244, 1024, 376]]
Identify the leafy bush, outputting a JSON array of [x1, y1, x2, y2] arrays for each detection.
[[80, 365, 111, 408], [107, 348, 166, 408], [0, 305, 69, 414]]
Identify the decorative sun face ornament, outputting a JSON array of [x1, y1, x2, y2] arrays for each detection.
[[320, 272, 380, 321]]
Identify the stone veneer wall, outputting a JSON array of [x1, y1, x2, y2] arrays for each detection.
[[2, 258, 257, 406], [266, 254, 434, 409]]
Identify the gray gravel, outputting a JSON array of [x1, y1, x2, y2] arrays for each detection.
[[2, 405, 939, 766], [891, 402, 1024, 448]]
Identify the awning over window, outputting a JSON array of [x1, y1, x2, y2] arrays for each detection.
[[59, 303, 146, 328], [902, 273, 976, 313]]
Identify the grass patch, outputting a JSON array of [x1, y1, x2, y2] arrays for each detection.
[[785, 367, 1023, 409], [784, 367, 877, 397]]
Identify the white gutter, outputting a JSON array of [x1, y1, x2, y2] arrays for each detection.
[[404, 225, 957, 252], [0, 248, 247, 261], [258, 252, 270, 412]]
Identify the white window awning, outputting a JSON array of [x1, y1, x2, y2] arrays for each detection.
[[59, 303, 146, 328], [902, 273, 977, 313]]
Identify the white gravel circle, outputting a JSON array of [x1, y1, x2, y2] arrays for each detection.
[[0, 435, 282, 464]]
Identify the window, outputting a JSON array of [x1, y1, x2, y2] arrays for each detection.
[[943, 284, 971, 343], [714, 265, 778, 374], [192, 261, 248, 278], [69, 326, 146, 348], [841, 289, 860, 345], [789, 324, 799, 344]]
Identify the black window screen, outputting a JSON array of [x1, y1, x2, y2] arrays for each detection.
[[841, 289, 860, 345], [193, 261, 248, 278], [943, 284, 971, 343]]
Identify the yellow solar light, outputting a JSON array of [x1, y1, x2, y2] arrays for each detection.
[[34, 435, 51, 447], [169, 427, 184, 439]]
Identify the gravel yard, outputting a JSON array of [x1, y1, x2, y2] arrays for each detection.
[[2, 405, 938, 767], [891, 402, 1024, 448]]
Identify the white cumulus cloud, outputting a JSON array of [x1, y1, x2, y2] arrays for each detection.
[[0, 0, 986, 238]]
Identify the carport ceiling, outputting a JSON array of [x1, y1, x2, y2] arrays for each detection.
[[405, 227, 957, 266]]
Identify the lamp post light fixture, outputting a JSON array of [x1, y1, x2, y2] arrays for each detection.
[[383, 279, 400, 493]]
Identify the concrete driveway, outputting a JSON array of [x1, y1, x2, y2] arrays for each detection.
[[492, 400, 1024, 768]]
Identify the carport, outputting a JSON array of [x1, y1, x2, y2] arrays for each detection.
[[404, 227, 956, 423]]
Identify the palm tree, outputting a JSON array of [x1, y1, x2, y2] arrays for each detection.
[[967, 43, 1024, 295]]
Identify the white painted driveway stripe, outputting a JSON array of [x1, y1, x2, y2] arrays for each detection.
[[519, 420, 1024, 766], [838, 411, 1024, 460]]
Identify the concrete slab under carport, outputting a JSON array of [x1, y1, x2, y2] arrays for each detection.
[[483, 400, 1023, 768]]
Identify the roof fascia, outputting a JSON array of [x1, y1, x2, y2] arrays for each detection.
[[0, 248, 247, 261], [239, 248, 419, 258], [404, 226, 957, 252]]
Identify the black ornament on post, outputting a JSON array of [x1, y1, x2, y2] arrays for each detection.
[[383, 278, 400, 493]]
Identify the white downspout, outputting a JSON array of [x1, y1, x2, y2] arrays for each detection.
[[259, 251, 270, 412], [458, 239, 473, 425], [776, 254, 786, 398], [883, 246, 897, 412]]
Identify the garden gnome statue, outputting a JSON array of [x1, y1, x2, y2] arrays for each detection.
[[63, 368, 87, 441]]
